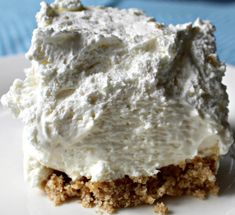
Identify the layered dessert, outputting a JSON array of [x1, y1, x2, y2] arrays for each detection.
[[1, 0, 234, 213]]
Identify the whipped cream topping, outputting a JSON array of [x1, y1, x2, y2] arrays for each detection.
[[1, 0, 233, 186]]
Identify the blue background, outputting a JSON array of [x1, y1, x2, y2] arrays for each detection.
[[0, 0, 234, 64]]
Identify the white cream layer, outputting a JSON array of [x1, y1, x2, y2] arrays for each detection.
[[1, 0, 233, 186]]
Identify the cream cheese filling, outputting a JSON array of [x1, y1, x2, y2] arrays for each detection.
[[1, 0, 233, 186]]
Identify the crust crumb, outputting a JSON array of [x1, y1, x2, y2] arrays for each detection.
[[154, 202, 169, 215]]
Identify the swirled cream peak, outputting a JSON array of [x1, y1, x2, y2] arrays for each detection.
[[1, 0, 233, 186]]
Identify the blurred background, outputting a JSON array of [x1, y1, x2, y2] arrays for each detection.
[[0, 0, 234, 64]]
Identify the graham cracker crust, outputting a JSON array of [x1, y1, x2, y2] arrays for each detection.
[[43, 155, 219, 214]]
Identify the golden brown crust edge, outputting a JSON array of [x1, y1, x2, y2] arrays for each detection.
[[43, 155, 219, 214]]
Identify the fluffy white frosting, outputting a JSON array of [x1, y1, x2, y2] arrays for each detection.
[[1, 0, 233, 186]]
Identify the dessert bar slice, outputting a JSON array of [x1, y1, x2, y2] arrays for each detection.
[[1, 0, 233, 213]]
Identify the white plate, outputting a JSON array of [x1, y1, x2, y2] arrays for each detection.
[[0, 55, 234, 215]]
